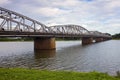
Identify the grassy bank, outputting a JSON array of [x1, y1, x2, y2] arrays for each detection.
[[0, 68, 120, 80], [112, 38, 120, 40]]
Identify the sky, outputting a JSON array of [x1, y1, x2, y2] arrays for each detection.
[[0, 0, 120, 35]]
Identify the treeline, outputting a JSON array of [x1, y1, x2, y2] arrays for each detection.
[[0, 37, 33, 41], [0, 37, 80, 41], [56, 37, 81, 41], [112, 33, 120, 39]]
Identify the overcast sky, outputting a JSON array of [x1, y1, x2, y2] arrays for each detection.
[[0, 0, 120, 34]]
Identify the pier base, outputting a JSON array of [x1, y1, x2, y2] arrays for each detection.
[[82, 37, 93, 45], [34, 50, 56, 58], [34, 37, 56, 50], [95, 38, 103, 42]]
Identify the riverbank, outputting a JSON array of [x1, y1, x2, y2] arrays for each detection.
[[112, 39, 120, 40], [0, 37, 80, 42], [0, 68, 120, 80]]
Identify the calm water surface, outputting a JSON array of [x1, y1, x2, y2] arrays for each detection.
[[0, 40, 120, 75]]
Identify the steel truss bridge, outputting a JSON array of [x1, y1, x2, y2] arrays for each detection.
[[0, 7, 111, 38]]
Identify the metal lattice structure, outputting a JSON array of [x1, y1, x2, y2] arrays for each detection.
[[0, 7, 50, 32], [0, 7, 111, 38], [49, 25, 90, 35]]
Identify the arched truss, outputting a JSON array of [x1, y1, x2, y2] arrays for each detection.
[[49, 25, 90, 35], [0, 7, 50, 32]]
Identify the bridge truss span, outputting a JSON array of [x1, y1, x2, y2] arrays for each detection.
[[49, 24, 90, 35], [0, 7, 51, 33], [0, 7, 111, 38]]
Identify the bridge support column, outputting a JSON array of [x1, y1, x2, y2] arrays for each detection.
[[82, 37, 93, 45], [95, 38, 103, 42], [34, 37, 56, 50]]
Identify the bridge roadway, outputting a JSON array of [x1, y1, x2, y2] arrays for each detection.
[[0, 30, 110, 38], [0, 7, 111, 50]]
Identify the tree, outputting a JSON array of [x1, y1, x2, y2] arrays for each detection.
[[112, 33, 120, 39]]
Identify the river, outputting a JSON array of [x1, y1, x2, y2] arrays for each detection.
[[0, 40, 120, 75]]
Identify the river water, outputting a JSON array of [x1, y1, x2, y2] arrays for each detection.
[[0, 40, 120, 75]]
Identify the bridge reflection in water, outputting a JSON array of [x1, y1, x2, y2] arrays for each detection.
[[34, 50, 56, 58]]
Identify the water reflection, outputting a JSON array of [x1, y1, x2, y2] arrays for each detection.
[[34, 50, 56, 58]]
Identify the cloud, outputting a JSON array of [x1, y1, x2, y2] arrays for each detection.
[[0, 0, 120, 34], [33, 7, 69, 17], [0, 0, 11, 5], [35, 0, 80, 7], [52, 0, 80, 7], [106, 0, 120, 9]]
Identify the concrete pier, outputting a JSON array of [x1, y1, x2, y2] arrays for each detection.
[[34, 50, 56, 58], [82, 37, 93, 45], [95, 38, 103, 42], [34, 37, 56, 50]]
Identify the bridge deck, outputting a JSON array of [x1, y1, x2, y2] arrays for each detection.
[[0, 31, 111, 38]]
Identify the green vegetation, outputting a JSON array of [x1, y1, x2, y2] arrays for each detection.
[[56, 37, 81, 41], [0, 68, 120, 80], [112, 33, 120, 39], [0, 37, 33, 41], [0, 37, 80, 41]]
